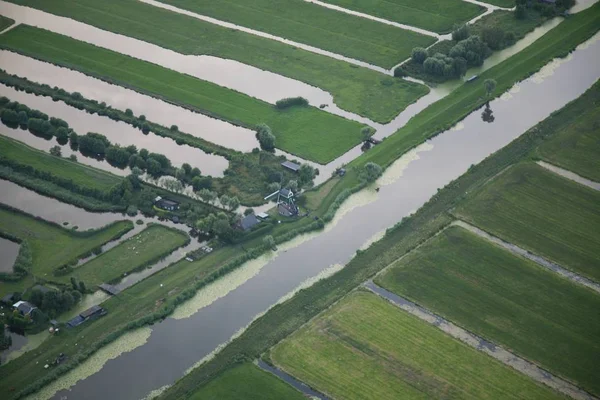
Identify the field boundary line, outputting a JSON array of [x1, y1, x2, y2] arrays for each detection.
[[453, 220, 600, 293], [363, 281, 599, 400], [536, 160, 600, 191], [255, 360, 330, 400]]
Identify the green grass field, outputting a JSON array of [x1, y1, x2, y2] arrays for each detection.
[[0, 14, 15, 31], [70, 225, 188, 287], [0, 25, 363, 164], [189, 363, 304, 400], [319, 0, 484, 33], [157, 0, 435, 68], [454, 162, 600, 281], [376, 226, 600, 395], [535, 103, 600, 182], [271, 291, 562, 400], [0, 206, 133, 295], [0, 135, 120, 192], [3, 0, 429, 124]]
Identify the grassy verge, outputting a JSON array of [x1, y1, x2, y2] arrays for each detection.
[[157, 0, 435, 68], [454, 162, 600, 281], [0, 25, 363, 164], [3, 0, 429, 123], [0, 15, 15, 31], [271, 290, 562, 399], [69, 225, 189, 287], [189, 363, 305, 400], [319, 0, 484, 33], [376, 226, 600, 395], [534, 102, 600, 181], [156, 76, 600, 400], [0, 204, 133, 295]]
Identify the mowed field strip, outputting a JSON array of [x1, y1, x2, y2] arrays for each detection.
[[154, 0, 435, 68], [454, 162, 600, 282], [376, 225, 600, 396], [3, 0, 430, 123], [316, 0, 485, 33], [68, 225, 189, 287], [0, 25, 364, 164], [271, 291, 564, 400], [189, 363, 305, 400]]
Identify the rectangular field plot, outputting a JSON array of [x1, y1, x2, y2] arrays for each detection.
[[271, 290, 562, 400], [0, 25, 363, 164], [189, 363, 305, 400], [157, 0, 435, 69], [376, 226, 600, 396], [454, 162, 600, 281], [535, 103, 600, 182], [70, 225, 188, 287], [319, 0, 484, 34]]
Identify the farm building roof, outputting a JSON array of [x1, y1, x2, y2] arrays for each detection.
[[240, 214, 260, 231], [256, 212, 269, 219], [281, 161, 301, 172], [13, 300, 36, 315], [80, 305, 104, 319]]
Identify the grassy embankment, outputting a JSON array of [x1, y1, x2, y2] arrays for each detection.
[[3, 0, 429, 124], [377, 226, 600, 395], [189, 363, 305, 400], [319, 0, 484, 33], [67, 225, 189, 287], [157, 0, 435, 68], [0, 205, 133, 296], [534, 103, 600, 181], [454, 163, 600, 281], [0, 25, 362, 164], [0, 15, 14, 31], [1, 6, 598, 398], [159, 34, 600, 400], [271, 290, 562, 400]]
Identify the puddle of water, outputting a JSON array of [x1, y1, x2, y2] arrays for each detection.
[[25, 327, 152, 400], [0, 236, 19, 272]]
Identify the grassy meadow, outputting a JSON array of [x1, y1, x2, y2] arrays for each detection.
[[0, 135, 120, 192], [377, 226, 600, 395], [0, 14, 15, 31], [271, 290, 563, 400], [319, 0, 484, 33], [454, 163, 600, 281], [4, 0, 429, 124], [189, 363, 304, 400], [0, 25, 363, 164], [535, 103, 600, 182], [0, 206, 133, 295], [156, 0, 435, 68], [69, 225, 188, 287]]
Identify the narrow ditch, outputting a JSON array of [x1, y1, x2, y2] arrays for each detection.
[[537, 161, 600, 191]]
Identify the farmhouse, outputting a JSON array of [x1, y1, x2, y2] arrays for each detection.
[[281, 160, 301, 173], [13, 300, 36, 316], [154, 196, 180, 211], [239, 214, 260, 231]]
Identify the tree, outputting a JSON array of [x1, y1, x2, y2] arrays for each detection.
[[29, 289, 44, 308], [125, 108, 134, 116], [146, 158, 163, 177], [49, 145, 62, 157], [175, 167, 186, 181], [219, 194, 231, 209], [484, 78, 497, 98], [244, 208, 255, 216], [360, 162, 383, 182], [256, 123, 275, 151], [70, 277, 78, 291], [182, 163, 192, 175], [298, 164, 317, 186], [515, 5, 527, 19], [55, 127, 69, 143], [170, 125, 178, 131], [227, 196, 240, 212], [361, 126, 374, 142], [263, 235, 276, 250], [287, 180, 298, 192], [267, 182, 281, 193], [198, 188, 217, 204], [482, 27, 506, 50], [69, 154, 78, 162], [452, 24, 470, 42], [213, 218, 233, 241], [192, 176, 212, 191], [79, 281, 86, 293], [411, 47, 428, 64], [131, 166, 143, 176]]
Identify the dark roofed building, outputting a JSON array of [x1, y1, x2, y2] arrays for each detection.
[[66, 315, 85, 328], [154, 196, 180, 211], [281, 161, 301, 172], [239, 214, 260, 231], [13, 300, 36, 316], [80, 305, 105, 319]]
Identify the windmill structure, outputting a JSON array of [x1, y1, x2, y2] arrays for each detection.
[[264, 187, 298, 217]]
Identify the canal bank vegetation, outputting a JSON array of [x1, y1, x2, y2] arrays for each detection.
[[0, 15, 15, 31], [154, 0, 436, 69], [318, 0, 485, 34], [157, 74, 600, 400], [376, 226, 600, 396], [0, 25, 364, 164], [0, 203, 133, 296], [0, 72, 315, 205], [270, 290, 563, 400], [454, 162, 600, 282], [58, 224, 190, 288], [3, 0, 429, 124], [189, 362, 305, 400]]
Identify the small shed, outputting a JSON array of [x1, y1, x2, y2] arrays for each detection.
[[256, 212, 269, 220], [239, 214, 260, 231], [281, 161, 301, 173], [13, 301, 37, 316], [155, 196, 180, 211]]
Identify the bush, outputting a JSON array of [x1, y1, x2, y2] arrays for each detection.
[[256, 123, 275, 151], [452, 24, 470, 42], [275, 97, 309, 109], [411, 47, 428, 64]]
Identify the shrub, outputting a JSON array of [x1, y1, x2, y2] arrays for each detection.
[[275, 97, 309, 109], [411, 47, 428, 64], [452, 24, 470, 42]]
